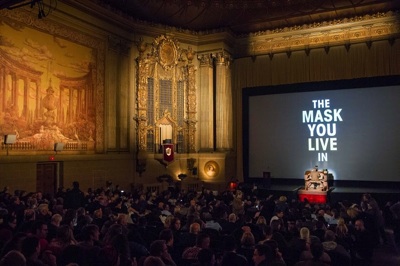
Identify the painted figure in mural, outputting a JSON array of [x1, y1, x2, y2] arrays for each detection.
[[42, 83, 58, 125]]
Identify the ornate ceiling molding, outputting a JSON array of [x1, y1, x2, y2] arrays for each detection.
[[236, 11, 400, 58]]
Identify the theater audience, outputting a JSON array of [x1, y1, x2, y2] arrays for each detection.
[[0, 182, 397, 266]]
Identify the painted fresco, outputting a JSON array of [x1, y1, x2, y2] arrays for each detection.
[[0, 15, 97, 151]]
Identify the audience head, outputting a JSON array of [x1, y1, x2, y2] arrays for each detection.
[[21, 236, 40, 259], [253, 244, 272, 266], [263, 239, 280, 256], [72, 181, 80, 189], [300, 227, 310, 241], [0, 250, 26, 266], [150, 240, 168, 257], [241, 231, 255, 247], [159, 229, 174, 246], [228, 213, 237, 222], [143, 256, 165, 266], [256, 215, 267, 225], [324, 230, 336, 242], [196, 233, 211, 249], [335, 218, 348, 237], [32, 220, 48, 239], [56, 224, 76, 243], [23, 209, 35, 222], [116, 213, 128, 226], [51, 213, 63, 226], [189, 222, 201, 234], [346, 205, 360, 219], [262, 224, 273, 238], [355, 219, 365, 231], [270, 219, 281, 232], [170, 217, 181, 231], [80, 224, 100, 241]]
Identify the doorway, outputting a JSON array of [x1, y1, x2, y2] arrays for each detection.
[[36, 161, 63, 197]]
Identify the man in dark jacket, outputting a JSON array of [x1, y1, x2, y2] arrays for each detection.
[[64, 181, 85, 210]]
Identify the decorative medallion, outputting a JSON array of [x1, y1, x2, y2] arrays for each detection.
[[204, 161, 219, 178], [158, 37, 178, 70]]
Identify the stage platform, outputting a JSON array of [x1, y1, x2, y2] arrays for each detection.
[[241, 178, 400, 205]]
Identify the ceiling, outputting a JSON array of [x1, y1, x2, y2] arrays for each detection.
[[97, 0, 400, 35]]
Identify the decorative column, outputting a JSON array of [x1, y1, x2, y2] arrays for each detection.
[[186, 61, 197, 153], [11, 73, 17, 111], [135, 38, 150, 152], [35, 79, 40, 119], [0, 67, 4, 112], [22, 77, 29, 119], [214, 51, 233, 150], [134, 38, 150, 175], [197, 53, 214, 151]]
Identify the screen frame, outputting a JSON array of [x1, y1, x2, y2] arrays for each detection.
[[242, 75, 400, 182]]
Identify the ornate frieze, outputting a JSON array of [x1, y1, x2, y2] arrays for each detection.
[[236, 11, 400, 57]]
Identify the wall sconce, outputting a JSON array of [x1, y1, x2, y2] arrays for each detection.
[[54, 143, 64, 154], [4, 134, 16, 156]]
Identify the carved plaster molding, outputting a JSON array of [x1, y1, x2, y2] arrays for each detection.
[[237, 11, 400, 57], [135, 35, 197, 154], [213, 51, 232, 66]]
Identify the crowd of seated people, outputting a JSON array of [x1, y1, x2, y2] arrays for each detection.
[[0, 181, 399, 266]]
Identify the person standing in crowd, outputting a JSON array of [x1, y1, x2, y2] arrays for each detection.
[[361, 193, 387, 245], [64, 181, 85, 210], [352, 219, 375, 266]]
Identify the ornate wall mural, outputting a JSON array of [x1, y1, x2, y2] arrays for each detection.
[[0, 9, 105, 152]]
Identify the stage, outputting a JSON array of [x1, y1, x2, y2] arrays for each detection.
[[241, 178, 400, 205]]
